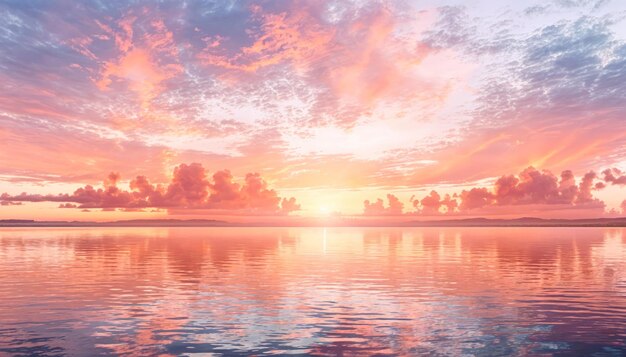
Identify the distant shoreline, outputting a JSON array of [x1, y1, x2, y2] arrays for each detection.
[[2, 217, 626, 228]]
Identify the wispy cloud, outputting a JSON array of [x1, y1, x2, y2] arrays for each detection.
[[0, 0, 624, 217]]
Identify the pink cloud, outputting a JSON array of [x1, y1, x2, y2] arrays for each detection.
[[602, 168, 626, 185], [576, 171, 602, 206], [365, 167, 610, 217], [459, 188, 494, 211], [0, 201, 22, 206], [94, 13, 183, 109], [59, 203, 78, 208], [465, 167, 605, 211], [363, 194, 404, 216], [197, 2, 450, 127], [280, 197, 301, 213], [491, 167, 593, 206], [199, 5, 333, 73], [415, 190, 458, 215], [1, 163, 299, 214]]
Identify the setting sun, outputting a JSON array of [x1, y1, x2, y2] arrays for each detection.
[[319, 205, 332, 216]]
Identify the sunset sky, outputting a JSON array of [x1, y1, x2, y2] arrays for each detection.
[[1, 0, 625, 221]]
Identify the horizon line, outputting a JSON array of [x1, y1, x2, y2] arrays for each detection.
[[2, 216, 626, 228]]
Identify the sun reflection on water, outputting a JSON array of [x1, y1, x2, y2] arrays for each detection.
[[0, 227, 625, 355]]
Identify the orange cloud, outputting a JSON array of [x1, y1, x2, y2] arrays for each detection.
[[198, 5, 333, 73], [198, 3, 450, 127], [95, 14, 183, 109]]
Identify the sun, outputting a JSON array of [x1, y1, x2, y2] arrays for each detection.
[[319, 205, 332, 216]]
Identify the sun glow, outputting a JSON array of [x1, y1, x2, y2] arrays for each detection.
[[319, 205, 332, 216], [0, 0, 625, 222]]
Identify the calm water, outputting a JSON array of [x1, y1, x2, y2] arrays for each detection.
[[0, 227, 625, 356]]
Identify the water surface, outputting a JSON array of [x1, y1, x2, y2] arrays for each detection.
[[0, 227, 625, 356]]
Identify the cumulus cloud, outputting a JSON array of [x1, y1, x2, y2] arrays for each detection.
[[576, 171, 603, 206], [363, 194, 404, 216], [1, 163, 299, 214], [280, 197, 301, 213], [366, 166, 610, 216], [414, 190, 458, 215], [487, 167, 603, 207], [458, 188, 494, 211], [455, 167, 605, 212], [602, 168, 626, 185]]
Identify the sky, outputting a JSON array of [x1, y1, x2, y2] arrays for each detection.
[[0, 0, 625, 222]]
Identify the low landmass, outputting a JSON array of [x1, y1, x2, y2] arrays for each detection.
[[1, 217, 626, 227], [0, 219, 233, 227], [405, 217, 626, 227]]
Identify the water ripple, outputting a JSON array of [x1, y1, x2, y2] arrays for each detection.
[[0, 227, 625, 356]]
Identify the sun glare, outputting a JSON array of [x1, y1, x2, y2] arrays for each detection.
[[319, 205, 332, 216]]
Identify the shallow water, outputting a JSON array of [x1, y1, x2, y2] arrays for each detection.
[[0, 227, 625, 356]]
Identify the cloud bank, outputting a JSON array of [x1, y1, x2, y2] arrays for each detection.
[[1, 163, 299, 214], [364, 167, 619, 216]]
